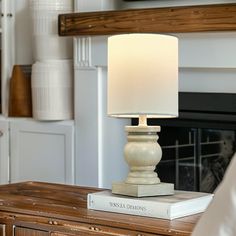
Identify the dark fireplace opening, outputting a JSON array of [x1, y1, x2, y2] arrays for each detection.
[[156, 127, 235, 193], [132, 92, 236, 193]]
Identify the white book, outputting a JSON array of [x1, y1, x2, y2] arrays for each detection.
[[87, 190, 214, 220]]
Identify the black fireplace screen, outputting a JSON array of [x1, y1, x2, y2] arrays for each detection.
[[156, 127, 235, 193]]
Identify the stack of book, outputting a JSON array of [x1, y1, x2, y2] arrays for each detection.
[[88, 190, 214, 220]]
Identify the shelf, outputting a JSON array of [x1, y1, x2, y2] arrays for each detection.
[[58, 3, 236, 36]]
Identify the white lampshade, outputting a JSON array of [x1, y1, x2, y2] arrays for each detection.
[[107, 33, 178, 118]]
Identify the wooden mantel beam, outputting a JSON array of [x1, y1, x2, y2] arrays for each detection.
[[59, 3, 236, 36]]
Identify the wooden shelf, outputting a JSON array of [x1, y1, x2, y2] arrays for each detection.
[[59, 3, 236, 36]]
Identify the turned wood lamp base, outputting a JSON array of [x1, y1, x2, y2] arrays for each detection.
[[112, 117, 175, 197]]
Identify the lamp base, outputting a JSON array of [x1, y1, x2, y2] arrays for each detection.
[[112, 182, 174, 197]]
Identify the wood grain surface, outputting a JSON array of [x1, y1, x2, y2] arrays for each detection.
[[58, 3, 236, 36], [0, 182, 199, 235]]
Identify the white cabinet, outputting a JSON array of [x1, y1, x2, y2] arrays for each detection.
[[0, 118, 75, 185], [9, 119, 75, 184], [0, 1, 75, 185]]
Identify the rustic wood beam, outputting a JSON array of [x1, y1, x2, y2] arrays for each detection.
[[59, 3, 236, 36]]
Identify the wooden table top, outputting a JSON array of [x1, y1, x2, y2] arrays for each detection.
[[0, 181, 200, 236]]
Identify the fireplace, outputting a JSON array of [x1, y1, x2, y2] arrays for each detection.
[[156, 127, 234, 193], [133, 92, 236, 193]]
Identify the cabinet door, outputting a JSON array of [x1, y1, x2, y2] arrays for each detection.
[[14, 227, 48, 236], [0, 119, 9, 184], [10, 120, 74, 184]]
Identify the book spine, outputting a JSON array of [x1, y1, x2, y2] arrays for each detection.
[[87, 194, 171, 219]]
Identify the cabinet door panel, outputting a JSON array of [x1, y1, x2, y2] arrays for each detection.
[[10, 120, 74, 184], [15, 227, 48, 236]]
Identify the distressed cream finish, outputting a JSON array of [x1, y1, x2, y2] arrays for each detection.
[[124, 125, 161, 185], [112, 125, 174, 197]]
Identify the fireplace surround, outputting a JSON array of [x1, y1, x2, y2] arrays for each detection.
[[59, 3, 236, 189], [133, 92, 236, 193]]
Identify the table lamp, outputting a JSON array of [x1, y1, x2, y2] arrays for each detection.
[[108, 33, 178, 197]]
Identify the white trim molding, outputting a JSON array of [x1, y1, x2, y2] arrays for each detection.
[[74, 37, 92, 69], [74, 35, 129, 188]]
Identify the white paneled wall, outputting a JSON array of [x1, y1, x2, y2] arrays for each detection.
[[178, 32, 236, 93], [180, 68, 236, 93], [178, 32, 236, 69]]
